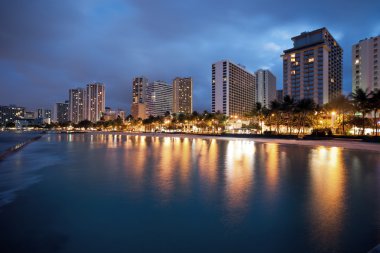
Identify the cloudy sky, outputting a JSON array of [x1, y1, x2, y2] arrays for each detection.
[[1, 0, 379, 112]]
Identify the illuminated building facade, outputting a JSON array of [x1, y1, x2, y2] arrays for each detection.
[[173, 77, 192, 114], [86, 82, 105, 122], [352, 35, 380, 92], [69, 88, 87, 124], [146, 81, 173, 117], [0, 105, 25, 125], [212, 60, 256, 116], [131, 76, 148, 119], [283, 27, 343, 104]]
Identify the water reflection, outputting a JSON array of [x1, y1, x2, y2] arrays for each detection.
[[197, 139, 218, 197], [265, 143, 279, 197], [2, 133, 380, 252], [309, 146, 346, 247], [225, 141, 255, 223]]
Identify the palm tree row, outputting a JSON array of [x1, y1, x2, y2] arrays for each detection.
[[248, 96, 319, 135], [248, 88, 380, 136]]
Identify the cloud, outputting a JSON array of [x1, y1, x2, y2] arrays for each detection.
[[0, 0, 379, 112], [263, 42, 282, 52]]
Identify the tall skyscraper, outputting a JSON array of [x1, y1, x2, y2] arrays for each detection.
[[86, 82, 105, 122], [173, 77, 193, 114], [131, 76, 148, 119], [212, 60, 256, 116], [54, 101, 69, 123], [146, 81, 173, 117], [69, 88, 87, 124], [255, 69, 276, 108], [352, 35, 379, 92], [282, 27, 343, 104]]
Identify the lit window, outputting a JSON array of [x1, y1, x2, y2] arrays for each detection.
[[355, 59, 360, 65], [308, 58, 314, 63]]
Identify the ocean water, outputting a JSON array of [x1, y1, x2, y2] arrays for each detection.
[[0, 131, 42, 153], [0, 133, 379, 253]]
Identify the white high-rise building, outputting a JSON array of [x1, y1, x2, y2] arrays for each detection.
[[212, 60, 256, 116], [146, 81, 173, 117], [173, 77, 193, 114], [69, 88, 87, 124], [86, 82, 105, 122], [255, 69, 276, 108], [352, 35, 380, 92]]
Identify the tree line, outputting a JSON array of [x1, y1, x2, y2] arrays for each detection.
[[11, 88, 379, 136]]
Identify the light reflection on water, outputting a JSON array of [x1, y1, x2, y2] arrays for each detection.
[[265, 143, 279, 198], [225, 141, 255, 223], [1, 133, 379, 253], [309, 146, 346, 247]]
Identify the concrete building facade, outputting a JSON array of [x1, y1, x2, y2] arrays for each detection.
[[173, 77, 193, 114], [0, 105, 25, 125], [146, 81, 173, 117], [212, 60, 256, 116], [69, 88, 87, 124], [352, 35, 380, 92], [282, 27, 343, 105], [255, 69, 276, 108], [86, 82, 105, 122], [131, 76, 148, 119], [54, 101, 69, 123]]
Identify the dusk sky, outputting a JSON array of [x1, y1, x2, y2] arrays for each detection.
[[1, 0, 379, 113]]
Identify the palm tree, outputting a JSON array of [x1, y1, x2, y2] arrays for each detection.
[[252, 102, 265, 134], [325, 95, 353, 134], [370, 89, 380, 135], [270, 100, 282, 133], [281, 95, 295, 134], [295, 98, 316, 135], [351, 88, 372, 135]]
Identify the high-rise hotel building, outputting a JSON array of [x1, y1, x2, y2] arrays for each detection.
[[54, 101, 69, 123], [212, 60, 256, 116], [86, 82, 105, 122], [255, 69, 276, 108], [173, 77, 193, 114], [69, 88, 87, 124], [352, 35, 379, 92], [131, 76, 148, 119], [282, 27, 343, 104], [146, 81, 173, 117]]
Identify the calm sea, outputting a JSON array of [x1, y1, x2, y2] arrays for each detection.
[[0, 133, 379, 253]]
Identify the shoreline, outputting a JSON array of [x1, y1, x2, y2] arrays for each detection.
[[75, 131, 380, 153]]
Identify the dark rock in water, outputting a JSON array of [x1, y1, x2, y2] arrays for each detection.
[[369, 244, 380, 253]]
